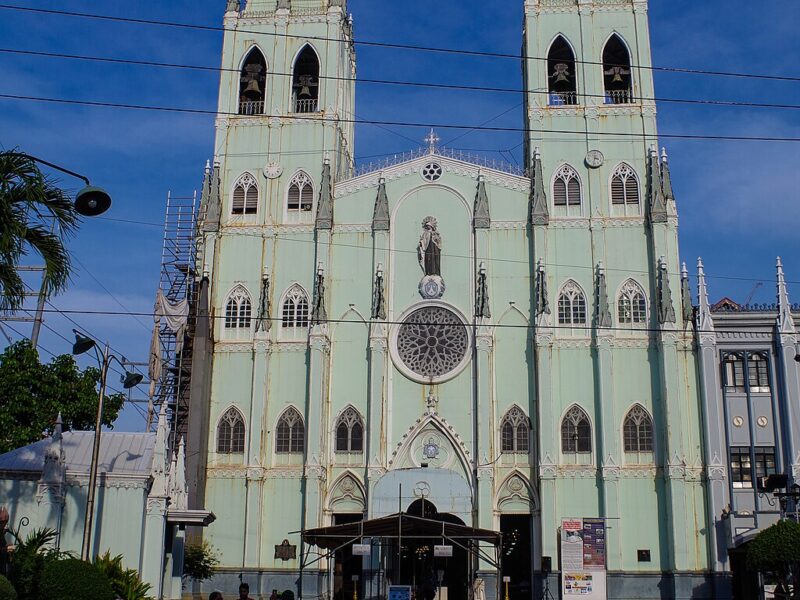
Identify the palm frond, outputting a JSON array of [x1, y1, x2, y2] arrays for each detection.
[[0, 261, 27, 312], [23, 226, 72, 297]]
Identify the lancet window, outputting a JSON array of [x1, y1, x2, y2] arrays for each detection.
[[501, 406, 531, 453], [224, 286, 252, 335], [610, 163, 640, 214], [553, 165, 582, 216], [561, 405, 592, 454], [276, 407, 305, 454], [238, 47, 267, 115], [292, 45, 320, 113], [217, 407, 246, 454], [231, 173, 259, 215], [602, 35, 634, 104], [335, 407, 364, 453], [286, 171, 314, 221], [281, 285, 310, 330], [557, 280, 588, 328], [547, 36, 578, 106], [617, 280, 647, 326], [623, 405, 654, 453]]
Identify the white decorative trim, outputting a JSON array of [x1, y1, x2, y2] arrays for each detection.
[[273, 341, 307, 353], [490, 221, 528, 230], [549, 219, 590, 229], [553, 338, 592, 349], [216, 343, 254, 353], [265, 468, 304, 480], [539, 453, 557, 480], [599, 218, 646, 228], [332, 224, 372, 233], [477, 466, 495, 481], [560, 466, 596, 479], [207, 467, 248, 479]]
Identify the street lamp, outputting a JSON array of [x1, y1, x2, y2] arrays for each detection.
[[21, 153, 112, 216], [71, 330, 143, 560]]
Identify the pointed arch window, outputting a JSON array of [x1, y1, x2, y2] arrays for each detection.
[[281, 285, 310, 330], [602, 35, 634, 104], [501, 406, 531, 453], [238, 47, 267, 115], [618, 280, 647, 325], [217, 407, 246, 454], [553, 165, 582, 216], [610, 163, 640, 215], [232, 173, 259, 215], [623, 405, 654, 453], [292, 45, 320, 113], [557, 280, 587, 327], [548, 36, 578, 106], [224, 286, 252, 337], [561, 406, 591, 454], [335, 407, 364, 453], [276, 407, 305, 454], [286, 171, 314, 222]]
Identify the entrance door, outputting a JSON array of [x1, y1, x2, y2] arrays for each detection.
[[333, 513, 363, 600], [388, 500, 469, 600], [500, 515, 532, 600]]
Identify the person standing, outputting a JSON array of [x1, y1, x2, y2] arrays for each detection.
[[239, 583, 255, 600]]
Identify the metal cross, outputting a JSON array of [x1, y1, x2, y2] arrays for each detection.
[[424, 128, 440, 154]]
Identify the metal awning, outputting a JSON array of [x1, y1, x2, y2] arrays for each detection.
[[300, 512, 502, 549], [167, 509, 216, 527]]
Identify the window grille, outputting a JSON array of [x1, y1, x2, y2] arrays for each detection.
[[217, 407, 246, 454], [225, 287, 252, 330], [553, 165, 581, 208], [335, 407, 364, 453], [610, 164, 639, 206], [500, 406, 531, 453], [231, 173, 259, 215], [748, 353, 770, 392], [730, 447, 753, 489], [561, 405, 591, 453], [754, 447, 777, 481], [623, 405, 654, 453], [557, 280, 587, 326], [723, 353, 745, 391], [276, 407, 305, 453], [287, 171, 314, 215], [281, 285, 310, 329], [618, 280, 647, 325]]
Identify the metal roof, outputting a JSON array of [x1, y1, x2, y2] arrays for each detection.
[[0, 431, 155, 477]]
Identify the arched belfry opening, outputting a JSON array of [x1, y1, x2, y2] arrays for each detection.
[[238, 47, 267, 115], [547, 36, 578, 106], [602, 34, 633, 104], [292, 45, 320, 113]]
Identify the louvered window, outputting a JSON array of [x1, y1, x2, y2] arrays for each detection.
[[287, 171, 314, 221], [553, 165, 581, 207], [611, 164, 639, 206], [232, 173, 258, 215]]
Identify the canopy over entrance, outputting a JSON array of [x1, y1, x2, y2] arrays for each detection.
[[301, 512, 502, 549]]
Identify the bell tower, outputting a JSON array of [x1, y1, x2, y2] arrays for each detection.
[[523, 0, 706, 589]]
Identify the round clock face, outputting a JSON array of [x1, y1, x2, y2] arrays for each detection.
[[585, 150, 604, 169], [263, 161, 283, 179]]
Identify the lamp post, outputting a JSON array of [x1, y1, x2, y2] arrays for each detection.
[[71, 330, 143, 561]]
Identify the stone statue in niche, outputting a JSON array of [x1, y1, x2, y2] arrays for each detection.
[[417, 216, 445, 299]]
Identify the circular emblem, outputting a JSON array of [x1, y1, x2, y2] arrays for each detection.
[[508, 477, 524, 493], [263, 161, 283, 179], [419, 275, 445, 299], [393, 304, 470, 383], [732, 416, 744, 428], [421, 162, 443, 182], [757, 416, 769, 428], [585, 150, 604, 169], [423, 438, 440, 460]]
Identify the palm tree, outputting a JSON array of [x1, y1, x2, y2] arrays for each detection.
[[0, 150, 79, 312]]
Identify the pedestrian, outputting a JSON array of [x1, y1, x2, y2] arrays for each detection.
[[209, 593, 223, 600], [239, 583, 255, 600], [270, 590, 279, 600]]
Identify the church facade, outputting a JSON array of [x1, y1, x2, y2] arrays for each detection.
[[185, 0, 717, 598]]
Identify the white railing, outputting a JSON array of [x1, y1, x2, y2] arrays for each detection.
[[354, 147, 525, 178], [604, 90, 635, 104], [548, 91, 579, 106], [294, 98, 319, 113], [238, 100, 264, 115]]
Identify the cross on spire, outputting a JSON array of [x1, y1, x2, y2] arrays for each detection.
[[424, 128, 440, 154]]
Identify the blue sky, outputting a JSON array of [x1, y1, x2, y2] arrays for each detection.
[[0, 0, 798, 431]]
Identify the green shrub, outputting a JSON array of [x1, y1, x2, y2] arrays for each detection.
[[6, 528, 60, 600], [0, 575, 17, 600], [93, 552, 152, 600], [183, 539, 219, 583], [39, 558, 115, 600]]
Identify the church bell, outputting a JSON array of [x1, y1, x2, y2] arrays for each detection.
[[243, 78, 262, 99]]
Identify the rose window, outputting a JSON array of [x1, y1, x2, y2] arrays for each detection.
[[421, 162, 443, 182], [395, 306, 469, 381]]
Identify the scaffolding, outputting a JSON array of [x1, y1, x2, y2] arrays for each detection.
[[150, 191, 198, 439]]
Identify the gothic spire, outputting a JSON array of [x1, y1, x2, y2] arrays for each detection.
[[697, 257, 714, 334], [680, 262, 694, 323], [596, 262, 612, 328], [657, 257, 676, 324], [203, 159, 221, 232], [226, 0, 240, 13], [473, 172, 491, 229], [777, 257, 796, 334], [150, 403, 170, 498], [41, 413, 64, 485], [372, 176, 390, 231], [316, 155, 333, 230], [661, 147, 676, 208], [648, 146, 667, 223], [530, 148, 549, 226], [170, 437, 188, 510]]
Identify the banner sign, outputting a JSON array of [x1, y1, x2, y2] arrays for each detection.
[[433, 545, 454, 557], [352, 544, 371, 556], [561, 518, 607, 599]]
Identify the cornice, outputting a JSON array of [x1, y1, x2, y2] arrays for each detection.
[[273, 341, 308, 353], [490, 221, 527, 230]]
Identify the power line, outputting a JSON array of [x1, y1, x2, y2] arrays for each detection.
[[2, 46, 799, 111], [1, 4, 798, 83], [1, 307, 795, 338], [2, 92, 799, 143]]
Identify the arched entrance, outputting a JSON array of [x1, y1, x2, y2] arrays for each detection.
[[389, 499, 469, 600]]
